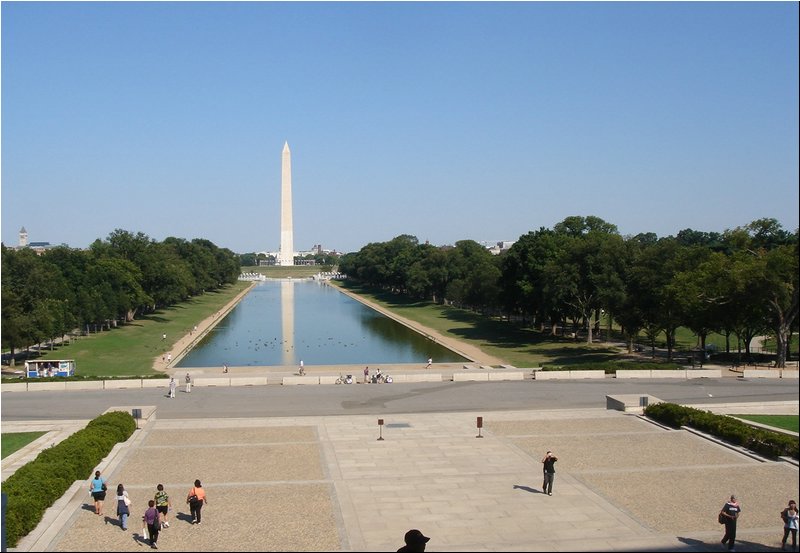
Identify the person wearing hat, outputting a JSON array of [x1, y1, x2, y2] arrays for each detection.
[[398, 529, 430, 552], [720, 494, 741, 552]]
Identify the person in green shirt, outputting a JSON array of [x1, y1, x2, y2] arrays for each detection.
[[154, 484, 171, 528]]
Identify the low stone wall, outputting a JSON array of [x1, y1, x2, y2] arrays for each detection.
[[569, 370, 606, 379], [229, 377, 269, 386], [141, 379, 169, 388], [103, 379, 142, 389], [782, 370, 799, 379], [488, 371, 524, 381], [64, 380, 104, 391], [534, 371, 569, 380], [27, 381, 67, 392], [685, 369, 722, 379], [743, 369, 781, 379], [606, 394, 662, 412], [1, 382, 28, 392], [615, 370, 652, 379], [453, 372, 489, 382], [655, 370, 689, 379], [406, 373, 443, 382], [194, 377, 230, 387], [282, 376, 320, 385]]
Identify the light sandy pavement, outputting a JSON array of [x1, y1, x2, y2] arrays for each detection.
[[10, 404, 798, 552]]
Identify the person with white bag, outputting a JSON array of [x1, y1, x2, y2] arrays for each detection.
[[143, 499, 160, 549], [115, 483, 131, 531]]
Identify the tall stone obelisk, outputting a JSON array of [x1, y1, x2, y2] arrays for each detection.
[[279, 141, 294, 266]]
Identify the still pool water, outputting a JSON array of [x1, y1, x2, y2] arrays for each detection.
[[176, 280, 468, 367]]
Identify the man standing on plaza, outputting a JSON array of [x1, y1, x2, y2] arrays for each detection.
[[185, 373, 192, 393], [542, 450, 558, 496], [168, 377, 176, 399]]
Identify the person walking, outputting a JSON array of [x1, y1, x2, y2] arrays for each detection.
[[720, 494, 741, 552], [426, 358, 432, 369], [397, 529, 431, 552], [154, 484, 171, 528], [116, 483, 131, 530], [89, 470, 107, 516], [186, 479, 208, 524], [143, 499, 160, 548], [168, 378, 176, 399], [299, 359, 305, 376], [364, 366, 369, 383], [541, 450, 558, 496], [781, 499, 799, 551], [185, 372, 192, 393]]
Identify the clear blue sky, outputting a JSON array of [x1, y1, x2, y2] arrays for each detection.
[[2, 2, 798, 254]]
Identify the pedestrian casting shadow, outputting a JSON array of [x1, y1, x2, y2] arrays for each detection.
[[81, 503, 97, 513], [677, 537, 774, 552], [103, 516, 125, 529], [175, 511, 194, 524], [512, 485, 542, 494], [676, 537, 706, 549], [132, 531, 149, 546]]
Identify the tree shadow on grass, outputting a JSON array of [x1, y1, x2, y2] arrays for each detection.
[[344, 284, 628, 366]]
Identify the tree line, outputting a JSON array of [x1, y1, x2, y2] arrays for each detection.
[[338, 216, 798, 368], [2, 229, 240, 358]]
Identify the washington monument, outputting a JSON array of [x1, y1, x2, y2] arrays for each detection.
[[279, 141, 294, 266]]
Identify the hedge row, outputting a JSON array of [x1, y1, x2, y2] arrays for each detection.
[[543, 361, 683, 373], [644, 402, 799, 459], [1, 411, 136, 548]]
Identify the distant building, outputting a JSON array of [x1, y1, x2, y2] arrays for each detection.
[[256, 244, 340, 264], [12, 227, 54, 255], [486, 240, 516, 255]]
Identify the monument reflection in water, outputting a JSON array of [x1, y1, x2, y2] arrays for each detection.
[[177, 280, 468, 367]]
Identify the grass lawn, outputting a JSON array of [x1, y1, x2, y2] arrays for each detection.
[[732, 415, 799, 433], [26, 281, 250, 378], [1, 432, 46, 459], [338, 283, 636, 368]]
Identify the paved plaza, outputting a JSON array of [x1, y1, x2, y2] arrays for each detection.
[[5, 401, 798, 552]]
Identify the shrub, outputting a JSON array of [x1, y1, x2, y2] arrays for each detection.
[[644, 402, 799, 459], [1, 410, 135, 547]]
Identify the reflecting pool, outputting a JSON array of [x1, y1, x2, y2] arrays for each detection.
[[176, 280, 468, 367]]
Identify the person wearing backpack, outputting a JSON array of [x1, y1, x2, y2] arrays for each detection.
[[781, 500, 798, 551]]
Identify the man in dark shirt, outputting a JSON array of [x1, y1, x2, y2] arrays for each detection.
[[542, 450, 558, 496]]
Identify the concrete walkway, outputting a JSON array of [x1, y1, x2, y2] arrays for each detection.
[[6, 402, 798, 552]]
